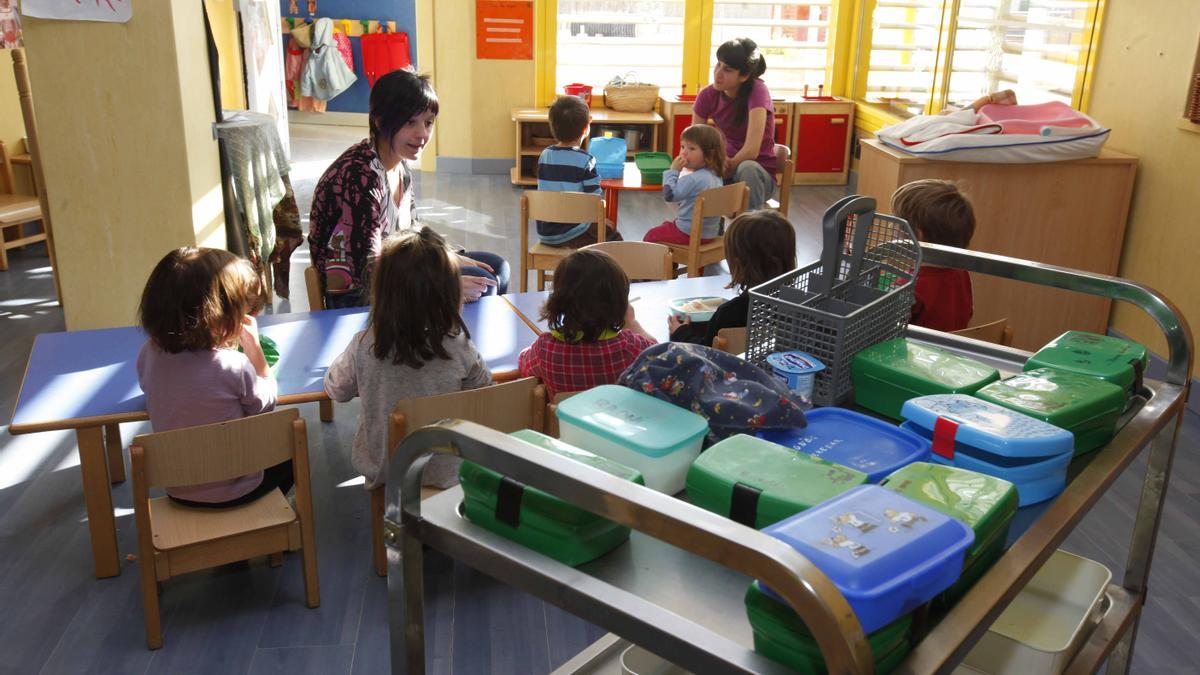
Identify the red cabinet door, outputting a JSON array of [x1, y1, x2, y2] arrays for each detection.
[[672, 112, 689, 157], [795, 114, 849, 172], [774, 112, 790, 145]]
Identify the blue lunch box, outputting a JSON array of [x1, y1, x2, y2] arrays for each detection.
[[757, 407, 931, 483], [760, 484, 974, 633], [899, 394, 1075, 506]]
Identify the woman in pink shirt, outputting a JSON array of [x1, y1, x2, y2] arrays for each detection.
[[692, 37, 779, 210], [136, 247, 287, 507]]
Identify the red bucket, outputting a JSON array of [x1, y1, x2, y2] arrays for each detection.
[[563, 83, 593, 107]]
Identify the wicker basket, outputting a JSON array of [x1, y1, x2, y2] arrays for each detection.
[[605, 83, 660, 112]]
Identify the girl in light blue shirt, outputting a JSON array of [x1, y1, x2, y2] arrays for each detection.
[[643, 124, 728, 244]]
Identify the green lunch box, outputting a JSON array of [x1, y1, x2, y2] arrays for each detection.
[[881, 462, 1017, 606], [1025, 330, 1148, 395], [634, 151, 672, 184], [686, 434, 868, 529], [459, 429, 644, 567], [852, 338, 1000, 420], [745, 580, 912, 675], [975, 367, 1127, 455]]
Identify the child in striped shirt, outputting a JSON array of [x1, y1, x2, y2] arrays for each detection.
[[536, 95, 622, 247]]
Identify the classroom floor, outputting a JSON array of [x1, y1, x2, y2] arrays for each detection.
[[0, 123, 1196, 674]]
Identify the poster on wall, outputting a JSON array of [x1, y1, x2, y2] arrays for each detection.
[[1, 0, 22, 47], [476, 0, 532, 60], [21, 0, 132, 23]]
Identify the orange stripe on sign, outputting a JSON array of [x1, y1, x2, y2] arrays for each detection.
[[932, 417, 958, 460]]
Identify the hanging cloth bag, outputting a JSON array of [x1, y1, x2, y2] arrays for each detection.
[[301, 18, 357, 101], [361, 31, 412, 87]]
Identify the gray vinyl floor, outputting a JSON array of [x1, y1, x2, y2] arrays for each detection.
[[0, 123, 1195, 674]]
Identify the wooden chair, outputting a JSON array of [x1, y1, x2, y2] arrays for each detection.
[[303, 266, 335, 423], [581, 240, 673, 281], [664, 182, 748, 278], [544, 390, 580, 438], [10, 49, 60, 299], [129, 409, 319, 649], [766, 144, 795, 216], [712, 327, 748, 355], [519, 191, 606, 291], [952, 318, 1014, 346], [368, 377, 546, 576], [0, 140, 45, 272]]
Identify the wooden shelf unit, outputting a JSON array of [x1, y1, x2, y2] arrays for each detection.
[[510, 107, 664, 186]]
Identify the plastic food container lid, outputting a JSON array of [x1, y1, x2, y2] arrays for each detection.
[[975, 368, 1127, 428], [1026, 330, 1147, 389], [855, 338, 999, 389], [881, 461, 1017, 550], [757, 407, 930, 482], [556, 385, 709, 458], [765, 351, 825, 375], [901, 394, 1075, 460]]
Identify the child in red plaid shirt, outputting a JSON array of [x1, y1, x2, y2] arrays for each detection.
[[518, 249, 656, 398]]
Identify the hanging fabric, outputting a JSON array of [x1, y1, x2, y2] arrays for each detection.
[[360, 31, 412, 87], [300, 17, 357, 101], [332, 29, 354, 72]]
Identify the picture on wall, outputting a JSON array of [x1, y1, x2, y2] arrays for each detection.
[[21, 0, 132, 23]]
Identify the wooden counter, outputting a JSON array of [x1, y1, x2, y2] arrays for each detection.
[[857, 139, 1137, 350]]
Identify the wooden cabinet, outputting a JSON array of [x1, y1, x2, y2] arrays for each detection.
[[791, 98, 855, 185], [510, 107, 663, 186], [856, 139, 1138, 350]]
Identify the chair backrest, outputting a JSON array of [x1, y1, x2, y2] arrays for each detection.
[[131, 409, 302, 489], [545, 390, 580, 437], [951, 318, 1014, 347], [390, 377, 546, 446], [304, 266, 325, 310], [693, 182, 749, 245], [713, 327, 747, 355], [773, 144, 794, 215], [521, 191, 606, 238], [0, 140, 15, 194], [581, 241, 673, 280]]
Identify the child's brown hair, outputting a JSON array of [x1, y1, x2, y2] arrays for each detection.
[[681, 124, 727, 176], [548, 95, 590, 144], [369, 226, 467, 368], [724, 209, 797, 291], [138, 247, 266, 353], [540, 249, 629, 343], [891, 179, 976, 249]]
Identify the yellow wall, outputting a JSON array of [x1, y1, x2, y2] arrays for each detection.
[[426, 0, 535, 161], [23, 0, 224, 330], [1088, 1, 1200, 376], [204, 0, 248, 110]]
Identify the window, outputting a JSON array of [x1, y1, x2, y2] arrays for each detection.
[[554, 1, 686, 94], [859, 0, 944, 117], [946, 0, 1096, 109], [710, 1, 836, 96]]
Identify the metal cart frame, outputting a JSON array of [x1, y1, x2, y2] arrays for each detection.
[[384, 244, 1192, 674]]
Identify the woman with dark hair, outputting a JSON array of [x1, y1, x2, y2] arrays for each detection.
[[692, 37, 778, 210], [308, 69, 510, 308]]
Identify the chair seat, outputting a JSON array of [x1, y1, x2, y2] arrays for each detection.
[[0, 194, 40, 223], [150, 488, 295, 551], [665, 235, 725, 254], [529, 241, 573, 258]]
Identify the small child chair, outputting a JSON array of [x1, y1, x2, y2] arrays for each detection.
[[0, 140, 46, 272], [664, 181, 748, 278], [129, 408, 319, 649], [519, 191, 607, 291], [713, 327, 748, 355], [767, 144, 795, 216], [581, 241, 673, 281]]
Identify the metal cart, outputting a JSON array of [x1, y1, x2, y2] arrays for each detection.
[[383, 244, 1193, 674]]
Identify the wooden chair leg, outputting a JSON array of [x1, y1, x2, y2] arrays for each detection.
[[0, 236, 8, 271], [318, 399, 333, 423], [537, 269, 547, 291], [519, 256, 529, 292], [104, 423, 125, 483], [269, 552, 283, 567], [371, 485, 386, 577], [140, 557, 163, 649]]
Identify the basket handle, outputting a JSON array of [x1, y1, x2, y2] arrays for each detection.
[[818, 195, 876, 294]]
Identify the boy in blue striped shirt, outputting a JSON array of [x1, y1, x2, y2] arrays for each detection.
[[536, 95, 622, 247]]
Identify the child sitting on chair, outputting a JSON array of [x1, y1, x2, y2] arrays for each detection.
[[643, 124, 727, 246], [536, 95, 621, 247], [669, 209, 796, 346], [892, 179, 977, 332], [324, 227, 493, 489], [136, 247, 288, 507], [519, 249, 655, 398]]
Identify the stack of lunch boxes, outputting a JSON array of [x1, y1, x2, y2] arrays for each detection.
[[686, 434, 868, 529], [459, 429, 644, 566], [899, 394, 1075, 506], [1025, 331, 1148, 398], [882, 462, 1018, 605], [851, 338, 1000, 420], [758, 408, 931, 482], [556, 385, 708, 494], [974, 368, 1126, 455], [744, 582, 913, 674]]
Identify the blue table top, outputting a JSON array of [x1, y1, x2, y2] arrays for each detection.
[[10, 295, 534, 432], [504, 275, 738, 344]]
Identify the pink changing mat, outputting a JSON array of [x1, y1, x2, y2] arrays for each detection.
[[978, 101, 1096, 135]]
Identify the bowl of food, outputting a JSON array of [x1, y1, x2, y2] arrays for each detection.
[[668, 296, 727, 322]]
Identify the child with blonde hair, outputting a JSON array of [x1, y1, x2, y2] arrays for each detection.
[[643, 124, 727, 245], [137, 247, 285, 507], [325, 226, 492, 488], [891, 179, 977, 331]]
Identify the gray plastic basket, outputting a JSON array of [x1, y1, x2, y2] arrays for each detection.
[[747, 210, 921, 406]]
